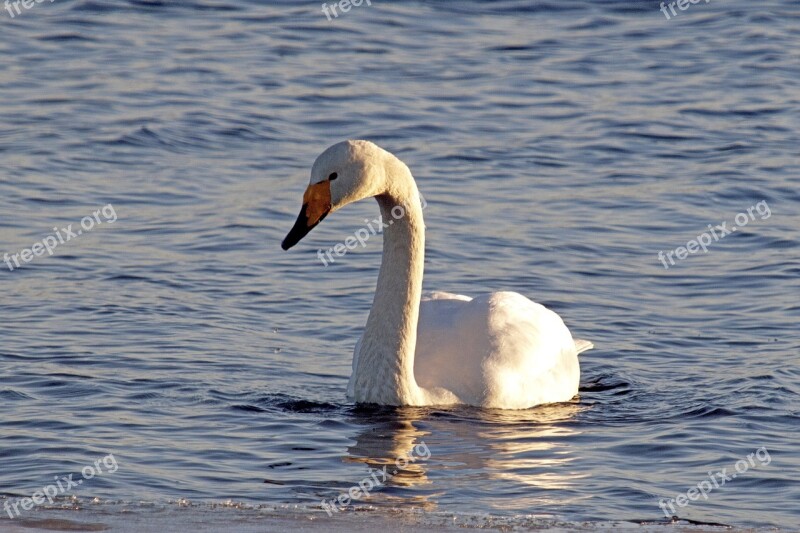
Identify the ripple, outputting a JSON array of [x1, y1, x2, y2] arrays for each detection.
[[0, 0, 798, 529]]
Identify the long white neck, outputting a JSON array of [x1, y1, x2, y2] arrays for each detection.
[[351, 167, 427, 405]]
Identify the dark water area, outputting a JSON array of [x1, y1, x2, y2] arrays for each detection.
[[1, 0, 798, 530]]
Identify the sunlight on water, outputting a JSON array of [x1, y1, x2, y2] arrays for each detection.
[[1, 0, 798, 530]]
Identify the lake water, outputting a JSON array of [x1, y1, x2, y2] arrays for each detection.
[[1, 0, 798, 531]]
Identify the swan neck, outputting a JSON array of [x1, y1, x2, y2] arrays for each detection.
[[355, 177, 425, 405]]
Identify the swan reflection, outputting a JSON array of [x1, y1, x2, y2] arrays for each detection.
[[340, 401, 586, 512]]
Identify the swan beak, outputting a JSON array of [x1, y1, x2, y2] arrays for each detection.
[[281, 180, 332, 250]]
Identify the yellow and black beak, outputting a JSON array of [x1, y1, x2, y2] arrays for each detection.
[[281, 181, 332, 250]]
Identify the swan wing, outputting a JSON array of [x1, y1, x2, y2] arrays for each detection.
[[415, 291, 583, 408], [574, 338, 594, 354]]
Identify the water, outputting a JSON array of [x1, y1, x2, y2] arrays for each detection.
[[1, 0, 798, 530]]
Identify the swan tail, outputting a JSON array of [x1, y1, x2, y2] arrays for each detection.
[[574, 339, 594, 355]]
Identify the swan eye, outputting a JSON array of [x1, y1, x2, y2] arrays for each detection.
[[328, 172, 338, 181]]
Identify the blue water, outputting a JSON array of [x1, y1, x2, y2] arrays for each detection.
[[1, 0, 799, 530]]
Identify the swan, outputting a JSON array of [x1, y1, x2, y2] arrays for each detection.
[[281, 140, 593, 409]]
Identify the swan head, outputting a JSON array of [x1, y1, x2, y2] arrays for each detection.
[[282, 140, 388, 250]]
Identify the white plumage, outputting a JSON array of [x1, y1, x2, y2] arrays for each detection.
[[283, 140, 592, 409]]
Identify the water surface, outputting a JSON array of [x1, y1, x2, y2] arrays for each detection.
[[1, 0, 798, 530]]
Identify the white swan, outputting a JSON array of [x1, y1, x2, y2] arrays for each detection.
[[282, 140, 593, 409]]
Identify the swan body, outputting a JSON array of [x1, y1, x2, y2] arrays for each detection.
[[282, 140, 592, 409]]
